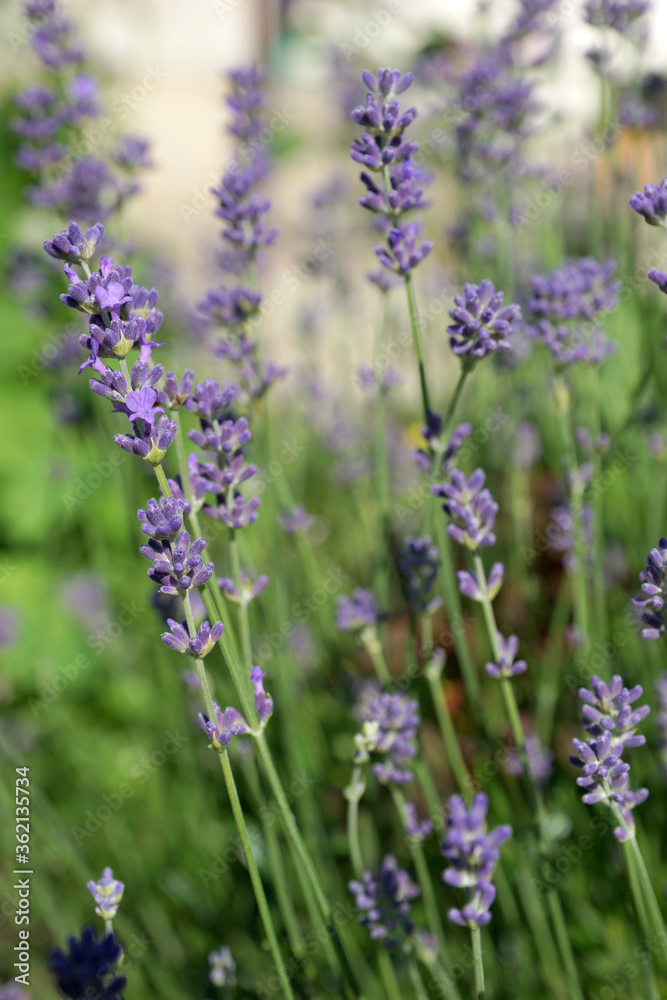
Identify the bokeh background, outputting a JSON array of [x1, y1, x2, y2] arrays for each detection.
[[3, 0, 667, 998]]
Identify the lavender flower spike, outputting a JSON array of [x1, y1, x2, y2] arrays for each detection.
[[485, 634, 527, 679], [441, 793, 511, 928], [137, 497, 185, 539], [336, 588, 378, 631], [162, 619, 224, 658], [579, 676, 649, 749], [355, 691, 420, 784], [632, 538, 667, 638], [448, 280, 521, 362], [629, 179, 667, 228], [87, 867, 124, 921], [44, 221, 105, 262], [251, 666, 273, 726], [433, 468, 498, 550], [198, 702, 248, 751], [349, 855, 420, 949]]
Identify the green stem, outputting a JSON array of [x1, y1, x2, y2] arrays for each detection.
[[407, 954, 430, 1000], [361, 626, 391, 685], [471, 926, 485, 1000], [154, 462, 171, 499], [346, 767, 365, 879], [422, 615, 471, 799], [378, 951, 403, 1000], [442, 369, 469, 435], [229, 529, 253, 672], [182, 594, 294, 1000], [373, 291, 392, 614], [404, 271, 431, 426]]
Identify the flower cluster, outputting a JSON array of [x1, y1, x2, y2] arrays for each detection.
[[50, 927, 125, 1000], [570, 676, 650, 841], [86, 868, 124, 921], [632, 538, 667, 639], [629, 178, 667, 227], [432, 468, 498, 550], [161, 619, 224, 658], [525, 258, 619, 367], [43, 224, 180, 466], [198, 667, 273, 750], [397, 535, 442, 614], [336, 589, 378, 632], [504, 732, 554, 786], [349, 855, 420, 949], [447, 279, 521, 363], [354, 692, 419, 784], [441, 793, 511, 928], [351, 69, 433, 277], [197, 67, 283, 399], [11, 1, 148, 218]]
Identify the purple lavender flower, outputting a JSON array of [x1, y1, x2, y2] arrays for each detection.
[[140, 529, 214, 595], [432, 468, 498, 550], [114, 414, 177, 466], [447, 280, 521, 362], [198, 702, 249, 751], [277, 506, 314, 535], [633, 538, 667, 638], [208, 945, 237, 988], [416, 420, 472, 476], [398, 536, 442, 614], [527, 258, 620, 321], [527, 319, 616, 367], [157, 369, 195, 410], [349, 855, 420, 949], [203, 492, 261, 530], [43, 222, 105, 263], [185, 378, 237, 422], [251, 666, 273, 724], [161, 619, 224, 658], [629, 179, 667, 227], [578, 675, 650, 748], [441, 793, 511, 928], [403, 802, 434, 841], [219, 572, 269, 605], [137, 497, 185, 539], [355, 692, 420, 784], [86, 868, 124, 921], [336, 589, 378, 631], [584, 0, 650, 32], [457, 562, 504, 602], [504, 732, 554, 785], [351, 69, 433, 278], [656, 674, 667, 773], [571, 677, 650, 841], [485, 634, 527, 679], [124, 386, 164, 425], [113, 135, 153, 171], [547, 503, 593, 570]]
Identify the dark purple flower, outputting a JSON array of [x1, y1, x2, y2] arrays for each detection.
[[349, 855, 420, 949], [398, 535, 442, 614], [202, 492, 261, 529], [441, 793, 511, 928], [49, 927, 125, 1000], [433, 468, 498, 550], [157, 369, 195, 410], [185, 378, 237, 421], [447, 280, 521, 361], [114, 414, 176, 466], [526, 258, 620, 321], [375, 224, 433, 276], [198, 702, 248, 750], [113, 134, 153, 171], [485, 634, 527, 679], [162, 618, 224, 658], [403, 802, 434, 841], [336, 588, 378, 631]]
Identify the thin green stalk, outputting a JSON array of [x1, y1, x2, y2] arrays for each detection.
[[373, 291, 392, 613], [472, 554, 585, 1000], [361, 627, 391, 685], [404, 271, 431, 426], [154, 462, 171, 499], [346, 766, 365, 879], [378, 951, 403, 1000], [471, 926, 485, 1000], [626, 833, 666, 946], [407, 955, 430, 1000], [422, 614, 471, 798], [442, 369, 469, 434], [182, 594, 295, 1000], [229, 528, 253, 671]]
